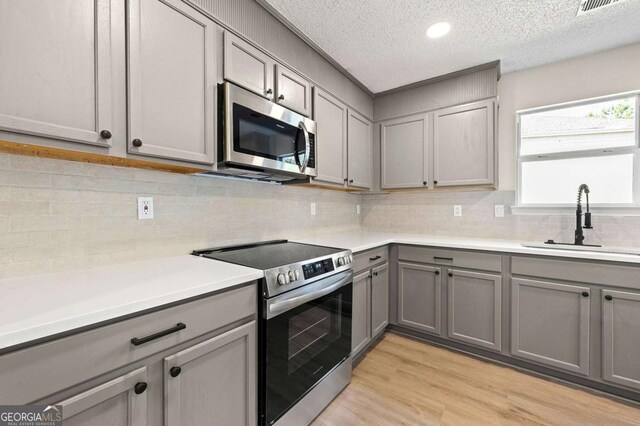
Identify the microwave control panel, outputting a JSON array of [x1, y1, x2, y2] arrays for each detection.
[[302, 258, 335, 280]]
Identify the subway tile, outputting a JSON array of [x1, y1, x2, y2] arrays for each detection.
[[0, 170, 52, 188]]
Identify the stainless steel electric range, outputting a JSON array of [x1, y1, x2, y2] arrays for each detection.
[[193, 240, 354, 425]]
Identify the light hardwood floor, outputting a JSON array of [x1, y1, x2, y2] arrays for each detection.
[[313, 333, 640, 425]]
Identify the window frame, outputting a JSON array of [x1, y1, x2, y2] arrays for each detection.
[[514, 91, 640, 215]]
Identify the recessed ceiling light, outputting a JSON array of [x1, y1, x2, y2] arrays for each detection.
[[426, 22, 451, 39]]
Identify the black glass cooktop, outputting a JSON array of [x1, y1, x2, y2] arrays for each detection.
[[193, 240, 342, 270]]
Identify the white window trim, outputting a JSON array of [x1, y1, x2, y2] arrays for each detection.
[[515, 90, 640, 216]]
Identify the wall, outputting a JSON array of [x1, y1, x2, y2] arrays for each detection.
[[498, 42, 640, 190], [0, 153, 360, 279]]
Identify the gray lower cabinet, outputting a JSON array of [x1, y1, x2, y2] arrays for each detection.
[[397, 262, 442, 335], [0, 0, 115, 148], [57, 367, 148, 426], [380, 113, 429, 189], [602, 289, 640, 390], [433, 99, 495, 187], [164, 321, 256, 426], [447, 269, 501, 351], [127, 0, 217, 164], [511, 278, 590, 375], [352, 270, 372, 356], [371, 263, 390, 337], [312, 88, 348, 186], [347, 109, 372, 189], [275, 64, 311, 117], [223, 31, 275, 99]]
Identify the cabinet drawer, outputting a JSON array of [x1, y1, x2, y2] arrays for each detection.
[[353, 246, 389, 273], [398, 246, 501, 272], [511, 256, 640, 289], [0, 284, 256, 404]]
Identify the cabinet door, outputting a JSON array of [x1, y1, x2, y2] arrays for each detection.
[[164, 321, 256, 426], [275, 64, 311, 117], [312, 88, 347, 185], [602, 290, 640, 390], [433, 99, 495, 187], [447, 269, 501, 351], [347, 109, 372, 189], [127, 0, 216, 164], [223, 32, 274, 99], [511, 278, 590, 375], [397, 262, 442, 334], [0, 0, 113, 147], [381, 114, 429, 189], [352, 270, 372, 356], [371, 263, 389, 337], [57, 367, 148, 426]]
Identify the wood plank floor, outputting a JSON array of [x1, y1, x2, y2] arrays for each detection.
[[313, 333, 640, 425]]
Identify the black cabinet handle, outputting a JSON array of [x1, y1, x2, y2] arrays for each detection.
[[349, 179, 354, 183], [170, 366, 182, 377], [131, 322, 186, 346], [134, 382, 148, 394], [100, 130, 112, 140], [582, 291, 589, 298], [423, 181, 427, 186], [278, 94, 285, 100], [132, 138, 143, 148], [265, 88, 273, 95], [343, 178, 348, 183], [448, 272, 453, 277], [369, 255, 381, 261], [605, 295, 613, 301], [434, 270, 440, 275], [433, 180, 438, 185], [373, 271, 378, 276]]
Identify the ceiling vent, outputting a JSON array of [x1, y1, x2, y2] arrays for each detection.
[[577, 0, 629, 15]]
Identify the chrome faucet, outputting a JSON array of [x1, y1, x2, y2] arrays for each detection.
[[575, 184, 593, 245]]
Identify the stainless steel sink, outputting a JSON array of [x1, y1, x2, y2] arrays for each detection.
[[522, 243, 640, 256]]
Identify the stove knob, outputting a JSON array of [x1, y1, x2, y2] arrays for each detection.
[[337, 257, 345, 266], [277, 273, 288, 285], [288, 270, 296, 281], [348, 254, 353, 263], [294, 270, 300, 280]]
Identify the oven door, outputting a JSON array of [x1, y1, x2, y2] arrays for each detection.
[[261, 271, 352, 425], [224, 82, 317, 177]]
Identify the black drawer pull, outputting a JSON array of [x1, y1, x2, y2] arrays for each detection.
[[134, 382, 148, 394], [434, 257, 453, 262], [582, 291, 589, 298], [170, 366, 182, 377], [434, 270, 440, 275], [448, 272, 453, 277], [131, 322, 186, 346], [369, 255, 382, 261], [605, 295, 613, 301]]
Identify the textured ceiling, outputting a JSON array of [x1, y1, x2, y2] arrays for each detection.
[[262, 0, 640, 93]]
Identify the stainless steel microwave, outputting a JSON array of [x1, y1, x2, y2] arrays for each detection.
[[216, 82, 317, 182]]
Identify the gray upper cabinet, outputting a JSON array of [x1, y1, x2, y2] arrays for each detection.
[[164, 321, 257, 426], [312, 88, 348, 186], [224, 31, 274, 100], [397, 262, 442, 334], [447, 269, 501, 351], [347, 109, 373, 189], [371, 263, 390, 337], [380, 113, 429, 189], [275, 64, 311, 117], [511, 278, 590, 375], [352, 270, 372, 356], [433, 99, 496, 187], [57, 367, 148, 426], [0, 0, 114, 147], [602, 289, 640, 391], [127, 0, 216, 164]]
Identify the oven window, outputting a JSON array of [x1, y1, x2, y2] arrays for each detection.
[[233, 103, 304, 165]]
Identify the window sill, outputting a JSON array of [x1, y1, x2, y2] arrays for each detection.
[[511, 206, 640, 216]]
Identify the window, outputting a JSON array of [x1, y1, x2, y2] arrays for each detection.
[[516, 92, 640, 213]]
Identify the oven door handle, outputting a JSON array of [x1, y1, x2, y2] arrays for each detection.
[[266, 271, 352, 319]]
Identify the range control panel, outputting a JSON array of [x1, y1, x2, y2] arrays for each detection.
[[302, 258, 335, 280]]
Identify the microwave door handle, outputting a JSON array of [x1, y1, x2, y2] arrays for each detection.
[[298, 121, 310, 173]]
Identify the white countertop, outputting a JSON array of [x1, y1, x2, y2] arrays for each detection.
[[296, 231, 640, 264], [0, 255, 263, 352]]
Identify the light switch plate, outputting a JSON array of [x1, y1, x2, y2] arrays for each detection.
[[138, 197, 154, 220], [495, 204, 505, 217], [453, 205, 462, 217], [310, 202, 317, 216]]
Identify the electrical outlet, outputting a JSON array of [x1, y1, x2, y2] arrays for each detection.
[[495, 204, 505, 217], [453, 205, 462, 217], [310, 202, 316, 216], [356, 204, 361, 215], [137, 197, 154, 220]]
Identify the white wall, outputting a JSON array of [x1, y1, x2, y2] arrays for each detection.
[[498, 42, 640, 190]]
